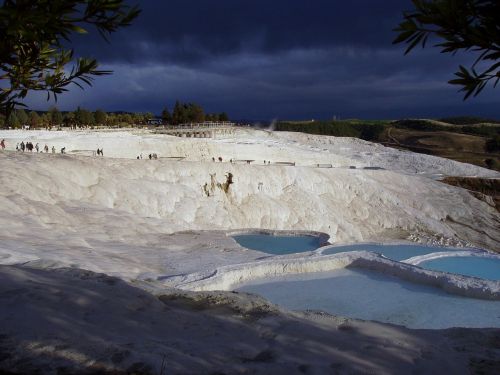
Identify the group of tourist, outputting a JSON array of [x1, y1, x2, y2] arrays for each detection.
[[136, 153, 158, 160], [209, 156, 272, 165], [91, 148, 104, 156], [0, 138, 68, 154], [15, 141, 59, 153], [11, 142, 106, 156], [2, 140, 277, 166]]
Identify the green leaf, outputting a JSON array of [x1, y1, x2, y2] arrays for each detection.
[[70, 25, 88, 34]]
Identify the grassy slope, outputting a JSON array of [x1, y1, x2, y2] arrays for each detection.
[[276, 119, 500, 172], [380, 127, 500, 171]]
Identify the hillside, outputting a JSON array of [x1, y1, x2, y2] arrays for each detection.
[[276, 118, 500, 171]]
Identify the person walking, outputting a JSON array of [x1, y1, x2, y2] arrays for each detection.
[[51, 146, 56, 154], [20, 141, 25, 152], [0, 139, 5, 150], [44, 144, 49, 153], [35, 143, 39, 153]]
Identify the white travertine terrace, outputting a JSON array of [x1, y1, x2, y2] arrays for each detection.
[[0, 128, 498, 293], [1, 128, 499, 252], [1, 128, 499, 373]]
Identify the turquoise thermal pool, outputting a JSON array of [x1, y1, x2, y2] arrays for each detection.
[[232, 234, 321, 255], [230, 238, 500, 328], [418, 256, 500, 281], [236, 268, 500, 329], [322, 244, 458, 261]]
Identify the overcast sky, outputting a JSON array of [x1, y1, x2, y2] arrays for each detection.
[[24, 0, 500, 120]]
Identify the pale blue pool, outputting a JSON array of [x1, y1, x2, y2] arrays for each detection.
[[232, 234, 321, 255], [419, 256, 500, 281], [237, 269, 500, 329], [323, 244, 452, 261]]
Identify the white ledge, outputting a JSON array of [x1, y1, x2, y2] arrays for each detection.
[[175, 251, 500, 301]]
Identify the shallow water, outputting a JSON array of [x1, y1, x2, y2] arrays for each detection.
[[232, 234, 321, 255], [419, 256, 500, 281], [323, 244, 452, 261], [237, 269, 500, 329]]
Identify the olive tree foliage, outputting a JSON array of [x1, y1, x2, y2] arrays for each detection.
[[394, 0, 500, 99], [28, 110, 39, 127], [0, 0, 140, 115], [94, 109, 107, 124], [49, 106, 63, 125], [16, 108, 27, 124]]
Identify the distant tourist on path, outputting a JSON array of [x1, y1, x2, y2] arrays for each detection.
[[35, 143, 39, 153], [0, 139, 5, 150], [218, 156, 222, 162], [16, 143, 19, 151], [44, 144, 49, 153], [61, 147, 66, 154], [51, 146, 56, 154]]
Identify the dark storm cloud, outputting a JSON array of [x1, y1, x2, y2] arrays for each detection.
[[74, 0, 410, 64], [25, 0, 500, 119]]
